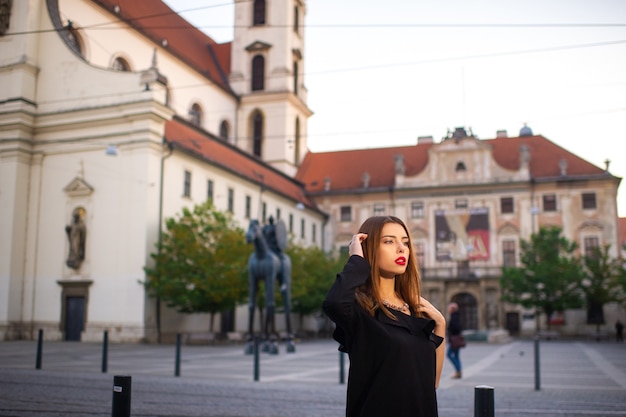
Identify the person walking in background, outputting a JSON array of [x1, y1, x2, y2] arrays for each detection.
[[447, 302, 464, 379], [323, 216, 446, 417], [616, 320, 624, 343]]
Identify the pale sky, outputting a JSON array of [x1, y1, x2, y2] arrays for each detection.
[[163, 0, 626, 216]]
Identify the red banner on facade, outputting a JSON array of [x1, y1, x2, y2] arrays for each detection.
[[435, 208, 490, 261]]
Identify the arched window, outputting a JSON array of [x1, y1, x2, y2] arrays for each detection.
[[111, 57, 131, 71], [294, 117, 301, 164], [219, 120, 229, 141], [252, 111, 263, 157], [253, 0, 266, 25], [251, 55, 265, 91], [452, 292, 478, 331], [293, 61, 298, 95], [189, 103, 203, 126]]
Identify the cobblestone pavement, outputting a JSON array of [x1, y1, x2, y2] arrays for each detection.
[[0, 338, 625, 416]]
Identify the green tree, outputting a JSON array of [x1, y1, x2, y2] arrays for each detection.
[[144, 201, 249, 333], [581, 244, 626, 332], [500, 226, 584, 331], [286, 244, 344, 332]]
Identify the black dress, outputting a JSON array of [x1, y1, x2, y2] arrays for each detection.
[[323, 256, 443, 417]]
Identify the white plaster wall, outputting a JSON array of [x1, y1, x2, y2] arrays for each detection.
[[60, 0, 238, 138], [162, 150, 323, 247], [0, 154, 31, 328], [0, 0, 323, 341]]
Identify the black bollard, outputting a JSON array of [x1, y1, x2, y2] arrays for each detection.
[[474, 385, 495, 417], [102, 330, 109, 373], [112, 375, 131, 417], [534, 336, 541, 391], [35, 328, 43, 370], [253, 336, 260, 382], [339, 351, 345, 384], [175, 333, 181, 377]]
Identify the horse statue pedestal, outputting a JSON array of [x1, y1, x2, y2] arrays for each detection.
[[245, 218, 296, 355]]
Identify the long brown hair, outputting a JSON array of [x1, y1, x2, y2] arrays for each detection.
[[354, 216, 423, 319]]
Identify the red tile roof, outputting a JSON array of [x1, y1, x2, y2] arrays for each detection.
[[491, 135, 606, 178], [165, 118, 320, 212], [296, 144, 433, 192], [91, 0, 233, 94], [297, 135, 613, 193]]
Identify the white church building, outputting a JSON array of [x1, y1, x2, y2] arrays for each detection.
[[0, 0, 325, 343]]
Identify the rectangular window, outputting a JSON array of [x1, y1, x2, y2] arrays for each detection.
[[207, 179, 214, 201], [183, 170, 191, 198], [340, 206, 352, 222], [227, 188, 234, 213], [245, 195, 251, 218], [502, 240, 516, 267], [414, 242, 425, 272], [543, 194, 557, 212], [300, 219, 305, 239], [293, 6, 299, 33], [457, 260, 470, 279], [455, 199, 468, 209], [276, 208, 281, 220], [500, 197, 514, 214], [312, 223, 316, 243], [373, 204, 385, 216], [411, 201, 424, 219], [262, 202, 267, 223], [253, 1, 266, 25], [582, 192, 597, 210], [584, 236, 600, 258], [289, 214, 293, 233]]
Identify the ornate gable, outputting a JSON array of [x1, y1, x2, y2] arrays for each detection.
[[245, 41, 272, 52], [64, 177, 94, 197], [396, 131, 530, 189]]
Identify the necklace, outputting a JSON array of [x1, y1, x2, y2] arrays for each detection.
[[382, 299, 410, 313]]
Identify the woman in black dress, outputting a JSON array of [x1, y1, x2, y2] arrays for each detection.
[[323, 216, 446, 417]]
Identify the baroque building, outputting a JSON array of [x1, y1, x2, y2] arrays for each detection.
[[0, 1, 622, 343], [297, 127, 623, 337]]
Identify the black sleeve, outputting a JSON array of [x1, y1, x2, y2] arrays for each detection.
[[322, 256, 371, 351]]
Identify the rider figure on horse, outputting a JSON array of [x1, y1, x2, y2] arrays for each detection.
[[263, 216, 281, 254], [263, 216, 287, 290]]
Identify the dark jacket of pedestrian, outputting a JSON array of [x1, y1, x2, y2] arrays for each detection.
[[448, 310, 462, 337]]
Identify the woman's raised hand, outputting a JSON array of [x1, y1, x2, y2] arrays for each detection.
[[348, 233, 368, 257]]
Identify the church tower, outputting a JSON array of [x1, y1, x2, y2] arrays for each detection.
[[230, 0, 312, 177]]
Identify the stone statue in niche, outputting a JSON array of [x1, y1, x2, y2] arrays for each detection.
[[65, 207, 86, 270]]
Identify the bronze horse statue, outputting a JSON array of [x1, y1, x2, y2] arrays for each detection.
[[245, 217, 295, 354]]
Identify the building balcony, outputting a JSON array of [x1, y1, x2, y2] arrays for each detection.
[[421, 264, 503, 281]]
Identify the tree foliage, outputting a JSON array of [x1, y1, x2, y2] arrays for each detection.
[[143, 201, 249, 331], [500, 226, 585, 330], [286, 244, 344, 321], [581, 244, 626, 327]]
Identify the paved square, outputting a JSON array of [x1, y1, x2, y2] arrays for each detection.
[[0, 338, 625, 416]]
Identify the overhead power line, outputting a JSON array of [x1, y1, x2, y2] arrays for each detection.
[[7, 21, 626, 37], [306, 39, 626, 76]]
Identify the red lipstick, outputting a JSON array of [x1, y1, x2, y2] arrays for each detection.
[[395, 257, 406, 266]]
